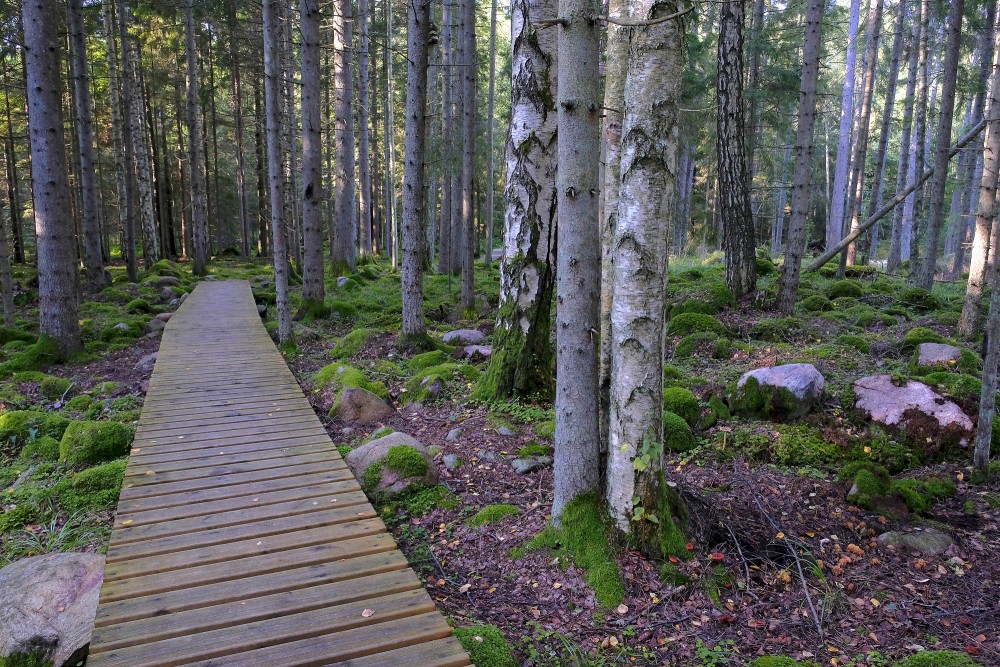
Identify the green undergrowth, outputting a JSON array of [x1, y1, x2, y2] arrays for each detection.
[[453, 625, 518, 667], [467, 504, 520, 526], [892, 650, 982, 667], [313, 363, 389, 399]]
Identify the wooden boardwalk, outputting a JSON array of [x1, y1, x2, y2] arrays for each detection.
[[88, 281, 471, 667]]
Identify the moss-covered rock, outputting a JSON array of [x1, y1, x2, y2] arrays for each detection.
[[467, 504, 520, 526], [58, 420, 134, 465], [749, 317, 807, 342], [756, 256, 777, 276], [125, 298, 151, 314], [402, 363, 480, 405], [674, 332, 732, 359], [329, 300, 359, 319], [329, 329, 373, 360], [408, 349, 451, 372], [728, 364, 824, 421], [663, 387, 699, 426], [800, 294, 832, 312], [836, 334, 870, 354], [893, 650, 982, 667], [313, 363, 388, 399], [0, 327, 35, 345], [891, 476, 956, 515], [55, 459, 127, 513], [663, 411, 696, 452], [343, 432, 437, 498], [0, 337, 62, 378], [453, 626, 518, 667], [18, 435, 61, 461], [825, 280, 864, 299], [668, 312, 729, 338], [899, 287, 942, 313], [901, 327, 950, 351], [534, 420, 555, 440], [38, 375, 72, 400], [0, 411, 71, 455]]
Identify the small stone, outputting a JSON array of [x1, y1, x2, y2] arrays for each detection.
[[915, 343, 962, 370], [112, 323, 130, 331], [426, 445, 443, 457], [257, 304, 268, 316], [497, 425, 516, 437], [443, 329, 486, 345], [445, 427, 462, 442], [169, 298, 180, 307], [477, 449, 499, 462], [420, 376, 444, 398], [294, 324, 316, 339], [341, 427, 356, 438], [155, 312, 173, 322], [153, 276, 181, 288], [179, 293, 189, 304], [331, 387, 396, 425], [442, 453, 462, 470], [134, 352, 158, 372], [159, 287, 177, 301], [512, 456, 553, 474], [337, 276, 351, 288], [877, 528, 953, 556], [463, 345, 492, 361], [145, 318, 167, 334]]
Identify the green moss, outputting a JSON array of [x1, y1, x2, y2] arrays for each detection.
[[902, 327, 950, 350], [751, 657, 820, 667], [848, 469, 891, 509], [62, 395, 93, 413], [403, 363, 480, 404], [556, 493, 625, 607], [830, 296, 860, 310], [363, 463, 382, 490], [892, 650, 982, 667], [0, 327, 35, 345], [674, 332, 732, 359], [328, 300, 359, 319], [772, 425, 843, 467], [836, 334, 870, 354], [899, 287, 942, 313], [313, 363, 388, 399], [663, 411, 696, 452], [957, 348, 982, 374], [39, 375, 72, 400], [59, 420, 134, 465], [0, 411, 71, 454], [18, 435, 60, 461], [921, 372, 982, 404], [387, 485, 457, 517], [534, 420, 555, 440], [826, 280, 864, 299], [383, 445, 428, 477], [467, 504, 521, 526], [125, 298, 151, 313], [663, 387, 699, 426], [756, 257, 777, 276], [667, 312, 728, 337], [55, 459, 127, 513], [670, 299, 720, 316], [0, 337, 62, 378], [517, 443, 552, 458], [148, 258, 182, 277], [728, 376, 814, 420], [329, 329, 372, 360], [4, 340, 27, 351], [800, 294, 832, 312], [408, 349, 451, 371], [890, 477, 956, 515], [700, 394, 731, 428], [749, 317, 807, 342], [0, 651, 55, 667], [453, 626, 518, 667]]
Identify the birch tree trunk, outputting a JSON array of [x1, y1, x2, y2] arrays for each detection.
[[484, 0, 499, 266], [332, 0, 357, 274], [228, 0, 251, 257], [914, 0, 963, 289], [887, 21, 919, 271], [124, 37, 159, 267], [959, 14, 1000, 339], [186, 0, 209, 275], [68, 0, 108, 292], [905, 1, 931, 274], [437, 0, 454, 274], [771, 142, 791, 255], [263, 0, 292, 344], [358, 0, 373, 258], [401, 0, 431, 345], [459, 0, 477, 313], [718, 0, 755, 298], [553, 0, 601, 521], [300, 0, 326, 309], [606, 0, 684, 554], [776, 0, 825, 313], [22, 0, 81, 356], [474, 0, 558, 400], [826, 0, 861, 252]]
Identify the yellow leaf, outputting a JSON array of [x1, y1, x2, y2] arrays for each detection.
[[870, 598, 880, 607], [459, 583, 471, 593], [776, 532, 785, 539], [553, 582, 562, 589], [120, 520, 133, 526]]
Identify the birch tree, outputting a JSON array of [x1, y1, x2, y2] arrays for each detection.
[[887, 11, 920, 272], [186, 0, 209, 275], [401, 0, 431, 347], [228, 0, 251, 257], [332, 0, 356, 274], [263, 0, 292, 344], [474, 0, 558, 399], [437, 0, 454, 274], [776, 0, 826, 312], [553, 0, 601, 520], [300, 0, 325, 311], [22, 0, 81, 356], [358, 0, 373, 257], [605, 0, 685, 554], [68, 0, 108, 292], [826, 0, 861, 252], [717, 0, 755, 297]]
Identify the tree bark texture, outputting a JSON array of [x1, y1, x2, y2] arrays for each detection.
[[186, 0, 209, 275], [358, 0, 373, 258], [300, 0, 325, 307], [460, 0, 477, 313], [332, 0, 356, 274], [826, 0, 862, 252]]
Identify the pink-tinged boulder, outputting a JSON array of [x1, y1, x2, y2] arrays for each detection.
[[914, 343, 962, 371], [853, 375, 973, 459], [729, 363, 825, 420]]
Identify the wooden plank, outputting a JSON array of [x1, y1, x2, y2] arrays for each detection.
[[335, 638, 474, 667], [127, 428, 333, 458], [122, 451, 343, 485], [117, 461, 347, 501], [127, 439, 336, 469]]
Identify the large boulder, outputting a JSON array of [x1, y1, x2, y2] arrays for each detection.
[[913, 343, 962, 372], [344, 432, 438, 496], [330, 387, 396, 425], [728, 363, 824, 420], [0, 553, 104, 667], [877, 528, 953, 556], [443, 329, 485, 346], [853, 375, 973, 459]]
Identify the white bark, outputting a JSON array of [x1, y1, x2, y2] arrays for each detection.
[[358, 0, 373, 257], [826, 0, 862, 251], [332, 0, 356, 273], [300, 0, 325, 305]]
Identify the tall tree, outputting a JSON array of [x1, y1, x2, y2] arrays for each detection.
[[914, 0, 963, 289], [186, 0, 209, 275], [68, 0, 108, 292], [904, 0, 931, 272], [358, 0, 373, 257], [717, 0, 755, 297], [605, 0, 685, 553], [437, 0, 454, 275], [263, 0, 292, 344], [332, 0, 356, 274], [300, 0, 325, 311], [401, 0, 432, 346], [228, 0, 251, 257], [776, 0, 826, 312], [826, 0, 862, 252], [22, 0, 82, 356], [474, 0, 559, 400], [459, 0, 477, 313], [553, 0, 601, 520], [484, 0, 499, 266], [887, 10, 920, 272]]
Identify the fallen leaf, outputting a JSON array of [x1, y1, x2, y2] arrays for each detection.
[[616, 604, 628, 615], [361, 608, 375, 618], [459, 583, 471, 593]]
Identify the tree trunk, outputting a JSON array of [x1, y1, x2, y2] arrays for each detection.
[[776, 0, 826, 313], [959, 15, 1000, 339], [553, 0, 601, 520], [401, 0, 431, 344], [332, 0, 357, 275], [606, 0, 684, 554], [745, 0, 765, 215], [474, 0, 558, 400], [228, 0, 251, 257], [68, 0, 107, 291], [484, 0, 499, 266], [22, 0, 82, 356], [771, 142, 791, 255], [263, 0, 292, 344], [826, 0, 861, 252], [842, 0, 883, 267], [905, 1, 931, 275], [914, 0, 963, 289], [186, 0, 209, 275], [254, 77, 269, 257], [718, 0, 755, 297], [300, 0, 326, 309], [437, 0, 454, 275], [887, 21, 920, 271], [459, 0, 477, 313], [358, 0, 373, 258], [126, 39, 160, 267]]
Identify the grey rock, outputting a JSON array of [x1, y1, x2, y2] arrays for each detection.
[[426, 445, 443, 457], [154, 312, 173, 322], [337, 276, 351, 288], [169, 298, 180, 308], [731, 363, 825, 419], [134, 352, 158, 372], [497, 425, 516, 437], [257, 304, 268, 316], [159, 287, 177, 301], [477, 449, 499, 462], [0, 553, 104, 667], [445, 427, 462, 442], [442, 453, 462, 470], [112, 322, 130, 332], [153, 276, 181, 288], [341, 427, 356, 438], [877, 528, 953, 556], [145, 318, 167, 335], [179, 293, 189, 304], [915, 343, 962, 370], [853, 375, 973, 455], [294, 324, 317, 340], [330, 387, 396, 425], [462, 345, 492, 361], [421, 376, 444, 398], [512, 456, 553, 474], [344, 432, 438, 495], [443, 329, 486, 345]]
